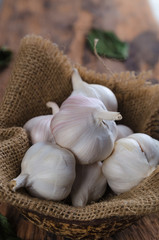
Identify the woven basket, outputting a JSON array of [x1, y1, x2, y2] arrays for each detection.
[[0, 35, 159, 239]]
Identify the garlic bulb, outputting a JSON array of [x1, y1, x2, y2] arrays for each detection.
[[23, 102, 59, 144], [128, 133, 159, 166], [50, 95, 122, 164], [71, 162, 107, 207], [71, 68, 118, 111], [102, 137, 156, 195], [23, 115, 54, 144], [116, 124, 133, 140], [9, 142, 76, 200]]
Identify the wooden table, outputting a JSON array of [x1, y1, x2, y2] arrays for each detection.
[[0, 0, 159, 239]]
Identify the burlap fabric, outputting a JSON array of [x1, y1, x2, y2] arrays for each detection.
[[0, 35, 159, 239]]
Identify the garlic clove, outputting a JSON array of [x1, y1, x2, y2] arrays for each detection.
[[23, 115, 54, 144], [102, 137, 156, 195], [71, 68, 118, 111], [23, 101, 59, 144], [9, 142, 76, 201], [71, 162, 107, 207], [116, 124, 133, 140], [128, 133, 159, 167], [51, 95, 121, 164]]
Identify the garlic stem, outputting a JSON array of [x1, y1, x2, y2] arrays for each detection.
[[46, 101, 59, 114], [9, 174, 28, 192], [94, 109, 122, 121], [71, 68, 84, 90], [94, 39, 114, 77]]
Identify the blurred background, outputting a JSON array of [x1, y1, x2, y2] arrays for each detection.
[[0, 0, 159, 239]]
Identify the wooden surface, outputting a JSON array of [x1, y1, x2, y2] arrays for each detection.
[[0, 0, 159, 239]]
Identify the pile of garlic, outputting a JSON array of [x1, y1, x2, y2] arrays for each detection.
[[9, 68, 159, 207]]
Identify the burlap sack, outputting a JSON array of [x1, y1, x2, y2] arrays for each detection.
[[0, 35, 159, 239]]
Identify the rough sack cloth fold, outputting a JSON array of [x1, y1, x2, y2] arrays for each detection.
[[0, 35, 159, 239]]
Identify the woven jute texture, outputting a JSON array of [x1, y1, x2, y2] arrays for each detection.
[[0, 35, 159, 239]]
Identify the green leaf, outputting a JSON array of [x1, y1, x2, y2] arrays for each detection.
[[0, 214, 21, 240], [0, 47, 13, 71], [87, 28, 129, 60]]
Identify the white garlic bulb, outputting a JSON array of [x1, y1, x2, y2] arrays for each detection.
[[71, 68, 118, 111], [50, 95, 122, 164], [23, 102, 59, 144], [9, 142, 76, 200], [116, 124, 133, 140], [128, 133, 159, 166], [102, 137, 156, 195], [23, 115, 54, 144], [71, 162, 107, 207]]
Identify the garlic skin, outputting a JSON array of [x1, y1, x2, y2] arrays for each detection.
[[71, 68, 118, 111], [102, 137, 156, 195], [23, 102, 59, 144], [128, 133, 159, 166], [50, 95, 122, 164], [71, 162, 107, 207], [116, 124, 133, 140], [23, 115, 54, 144], [9, 142, 76, 201]]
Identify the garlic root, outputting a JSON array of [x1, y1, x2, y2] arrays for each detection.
[[9, 174, 28, 192], [128, 133, 159, 166]]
